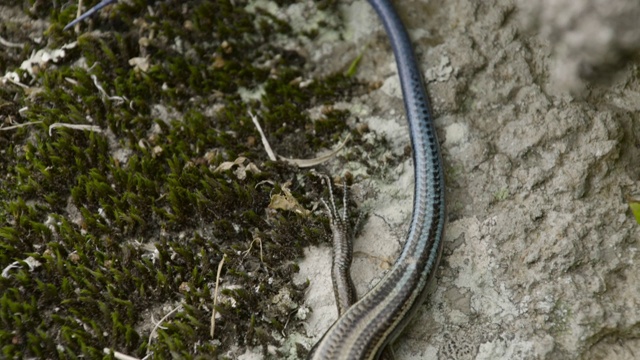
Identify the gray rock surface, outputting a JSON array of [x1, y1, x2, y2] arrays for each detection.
[[518, 0, 640, 95], [295, 0, 640, 359]]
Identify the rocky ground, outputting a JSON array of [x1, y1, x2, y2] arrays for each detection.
[[296, 0, 640, 359]]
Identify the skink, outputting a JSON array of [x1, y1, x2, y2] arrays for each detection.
[[64, 1, 446, 358], [64, 0, 116, 30], [308, 0, 446, 359]]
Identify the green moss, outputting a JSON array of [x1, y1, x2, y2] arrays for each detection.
[[0, 0, 364, 358]]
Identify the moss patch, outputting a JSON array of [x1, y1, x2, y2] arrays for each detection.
[[0, 1, 364, 358]]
